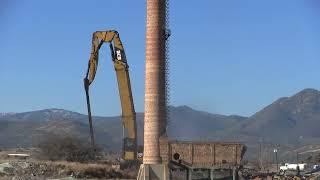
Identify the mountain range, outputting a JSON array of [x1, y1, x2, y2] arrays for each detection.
[[221, 88, 320, 146], [0, 106, 244, 151], [1, 88, 320, 156]]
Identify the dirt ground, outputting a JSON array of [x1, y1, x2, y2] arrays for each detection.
[[0, 149, 137, 180], [2, 149, 320, 180]]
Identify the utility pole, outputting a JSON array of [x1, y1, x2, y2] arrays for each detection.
[[274, 148, 278, 173], [258, 138, 264, 170]]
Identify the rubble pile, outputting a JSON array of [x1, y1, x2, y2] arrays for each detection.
[[0, 161, 136, 179]]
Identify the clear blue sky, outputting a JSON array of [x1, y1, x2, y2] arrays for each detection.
[[1, 0, 320, 117]]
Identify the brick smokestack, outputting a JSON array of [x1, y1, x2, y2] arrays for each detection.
[[143, 0, 167, 164]]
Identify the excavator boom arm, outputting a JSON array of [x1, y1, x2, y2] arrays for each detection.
[[84, 30, 137, 160], [86, 31, 125, 84]]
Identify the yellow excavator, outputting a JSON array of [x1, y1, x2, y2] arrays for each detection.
[[83, 30, 137, 161]]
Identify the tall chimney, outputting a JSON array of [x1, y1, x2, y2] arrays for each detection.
[[143, 0, 167, 164]]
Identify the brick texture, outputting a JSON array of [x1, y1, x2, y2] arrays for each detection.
[[143, 0, 167, 164]]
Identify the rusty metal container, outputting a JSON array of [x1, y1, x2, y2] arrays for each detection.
[[160, 139, 246, 168]]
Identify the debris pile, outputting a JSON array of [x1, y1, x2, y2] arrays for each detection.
[[0, 161, 136, 179]]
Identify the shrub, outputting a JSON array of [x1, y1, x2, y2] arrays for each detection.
[[36, 134, 100, 162]]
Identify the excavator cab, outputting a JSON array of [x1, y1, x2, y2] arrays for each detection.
[[123, 137, 136, 160]]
